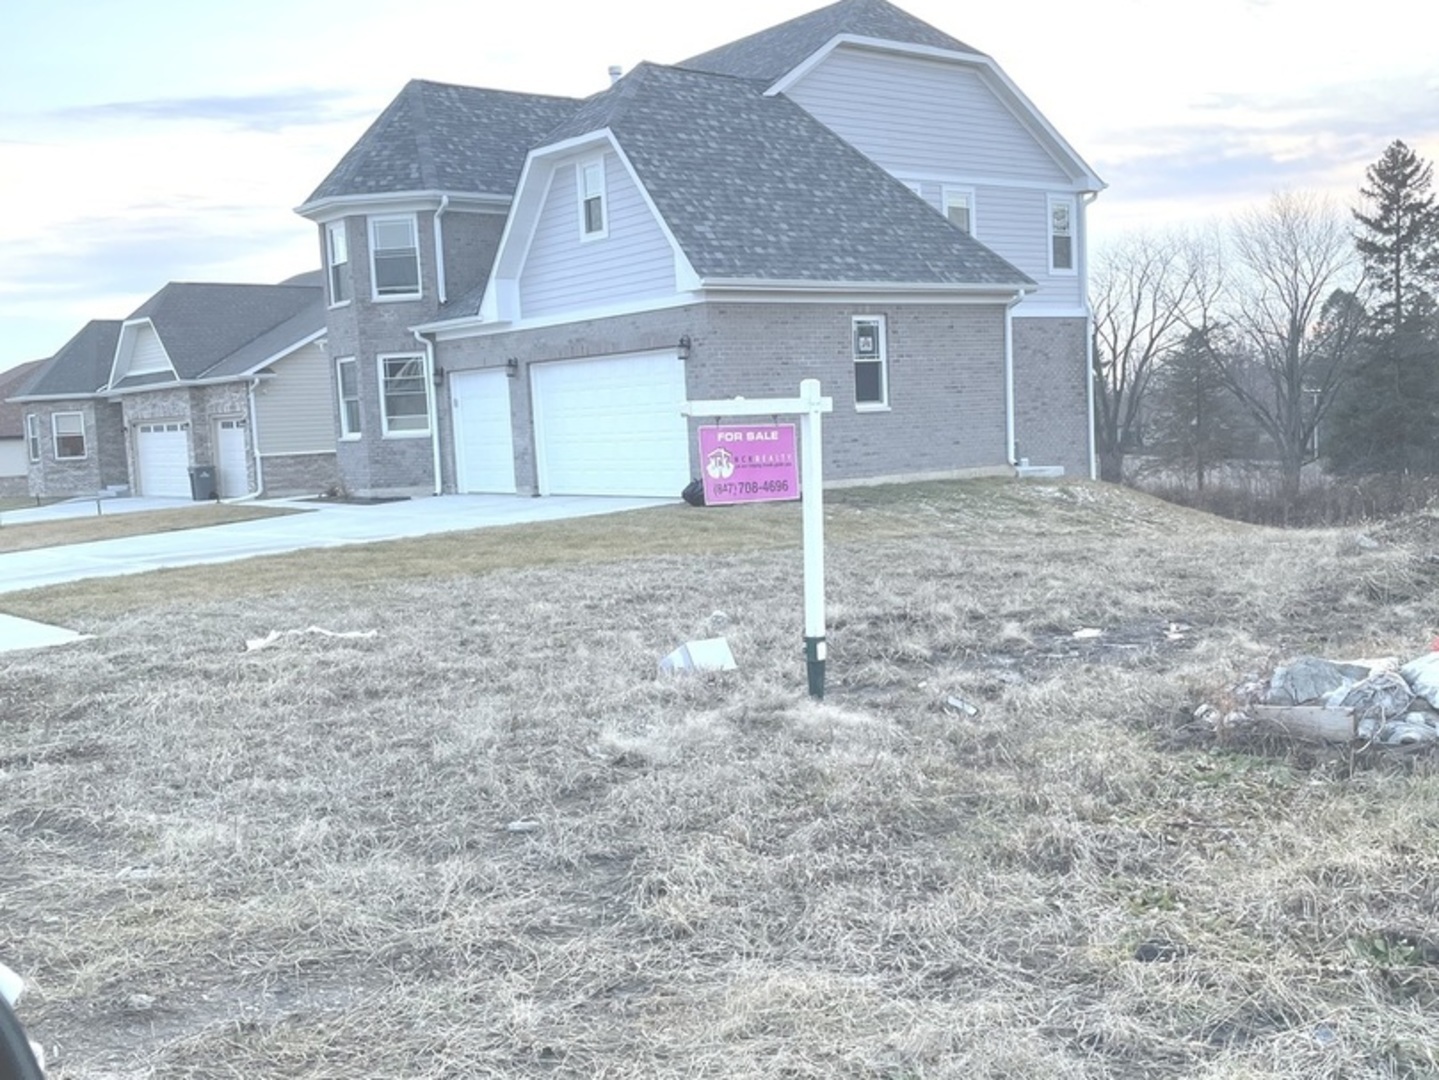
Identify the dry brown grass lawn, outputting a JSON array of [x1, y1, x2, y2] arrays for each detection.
[[5, 479, 1439, 1078], [0, 503, 299, 555]]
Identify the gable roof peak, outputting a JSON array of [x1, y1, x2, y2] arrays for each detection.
[[678, 0, 981, 83]]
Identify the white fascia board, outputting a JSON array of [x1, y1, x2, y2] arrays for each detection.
[[769, 35, 1105, 193], [295, 190, 511, 223], [230, 327, 327, 376], [606, 140, 702, 291], [8, 390, 104, 403], [103, 374, 259, 398], [427, 294, 699, 342], [698, 278, 1030, 298], [888, 170, 1094, 194]]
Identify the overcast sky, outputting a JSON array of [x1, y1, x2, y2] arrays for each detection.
[[2, 0, 1436, 374]]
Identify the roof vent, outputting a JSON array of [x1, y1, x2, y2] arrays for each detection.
[[608, 65, 622, 86]]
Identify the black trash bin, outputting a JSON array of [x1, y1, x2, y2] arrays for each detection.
[[189, 465, 217, 501]]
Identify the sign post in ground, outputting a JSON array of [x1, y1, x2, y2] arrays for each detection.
[[681, 379, 833, 698]]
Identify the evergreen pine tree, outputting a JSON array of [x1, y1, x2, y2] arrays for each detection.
[[1353, 140, 1439, 333], [1146, 327, 1251, 491]]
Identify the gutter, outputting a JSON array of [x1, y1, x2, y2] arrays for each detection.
[[234, 376, 265, 500], [412, 328, 444, 496], [433, 194, 450, 305], [1080, 192, 1100, 480], [1004, 294, 1021, 465]]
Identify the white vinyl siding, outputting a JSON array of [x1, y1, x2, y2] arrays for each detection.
[[786, 47, 1072, 184], [129, 324, 171, 376], [378, 354, 429, 436], [977, 187, 1083, 308], [253, 342, 337, 455], [518, 156, 676, 319]]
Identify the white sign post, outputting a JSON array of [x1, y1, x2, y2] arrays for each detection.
[[682, 379, 834, 698]]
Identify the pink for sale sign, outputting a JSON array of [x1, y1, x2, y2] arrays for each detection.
[[697, 424, 799, 505]]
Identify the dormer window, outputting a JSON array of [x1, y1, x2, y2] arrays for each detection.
[[578, 157, 607, 239], [370, 215, 421, 299], [326, 221, 351, 305]]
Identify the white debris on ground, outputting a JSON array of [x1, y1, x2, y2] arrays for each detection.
[[1210, 650, 1439, 747], [658, 636, 737, 675], [244, 626, 379, 652]]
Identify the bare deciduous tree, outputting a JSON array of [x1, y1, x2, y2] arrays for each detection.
[[1090, 230, 1220, 482], [1205, 192, 1365, 508]]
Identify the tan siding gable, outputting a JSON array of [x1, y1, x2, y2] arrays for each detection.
[[253, 342, 335, 455]]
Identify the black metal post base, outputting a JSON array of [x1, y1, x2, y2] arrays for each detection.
[[804, 635, 826, 700]]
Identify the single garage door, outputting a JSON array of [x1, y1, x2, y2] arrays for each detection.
[[216, 418, 249, 497], [451, 369, 516, 493], [135, 422, 190, 497], [531, 352, 689, 496]]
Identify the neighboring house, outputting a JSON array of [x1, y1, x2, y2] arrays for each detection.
[[0, 359, 46, 497], [11, 274, 338, 499], [296, 0, 1104, 498]]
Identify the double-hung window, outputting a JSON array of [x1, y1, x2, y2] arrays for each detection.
[[370, 215, 421, 299], [1049, 195, 1077, 273], [378, 354, 429, 435], [336, 357, 360, 438], [852, 315, 888, 410], [52, 411, 86, 459], [578, 157, 607, 239], [326, 221, 351, 305], [26, 414, 41, 462], [944, 187, 975, 235]]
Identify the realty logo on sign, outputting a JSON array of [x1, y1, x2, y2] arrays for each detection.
[[698, 424, 798, 505]]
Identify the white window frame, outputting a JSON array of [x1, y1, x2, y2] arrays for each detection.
[[369, 214, 422, 301], [577, 156, 608, 240], [852, 315, 889, 411], [901, 179, 924, 197], [326, 221, 351, 307], [943, 186, 976, 236], [1048, 194, 1077, 275], [336, 356, 360, 439], [26, 413, 41, 462], [377, 353, 430, 437], [52, 410, 86, 460]]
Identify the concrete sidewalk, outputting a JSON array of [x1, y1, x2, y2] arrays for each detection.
[[0, 495, 673, 654]]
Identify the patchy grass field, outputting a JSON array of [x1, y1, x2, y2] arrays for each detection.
[[0, 504, 299, 555], [5, 480, 1439, 1078]]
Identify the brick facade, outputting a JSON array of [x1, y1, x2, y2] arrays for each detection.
[[24, 401, 126, 497], [260, 452, 341, 496], [1011, 316, 1092, 477], [118, 383, 256, 495]]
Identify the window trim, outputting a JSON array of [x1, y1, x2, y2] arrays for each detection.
[[368, 214, 422, 301], [51, 410, 87, 460], [851, 315, 889, 412], [377, 352, 431, 438], [26, 413, 40, 462], [326, 221, 351, 308], [1048, 194, 1077, 275], [943, 185, 976, 236], [577, 155, 608, 241], [336, 356, 361, 440]]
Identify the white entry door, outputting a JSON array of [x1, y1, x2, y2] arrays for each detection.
[[531, 352, 689, 497], [216, 418, 249, 497], [135, 422, 190, 497], [451, 368, 516, 493]]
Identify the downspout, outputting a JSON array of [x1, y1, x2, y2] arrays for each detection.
[[1004, 292, 1022, 466], [433, 195, 450, 306], [413, 328, 443, 495], [225, 377, 265, 501], [1081, 191, 1100, 480]]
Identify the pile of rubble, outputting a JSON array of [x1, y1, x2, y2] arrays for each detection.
[[1211, 651, 1439, 747]]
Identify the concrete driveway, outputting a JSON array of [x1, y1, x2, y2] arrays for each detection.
[[0, 493, 673, 598]]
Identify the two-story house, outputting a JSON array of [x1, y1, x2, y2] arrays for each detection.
[[296, 0, 1104, 499]]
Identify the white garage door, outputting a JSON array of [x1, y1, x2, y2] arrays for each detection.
[[216, 418, 248, 497], [451, 369, 516, 493], [135, 422, 190, 498], [531, 352, 689, 497]]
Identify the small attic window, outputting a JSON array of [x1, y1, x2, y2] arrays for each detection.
[[578, 157, 607, 239]]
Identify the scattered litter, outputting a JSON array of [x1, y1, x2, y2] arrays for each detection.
[[659, 636, 737, 675], [1165, 622, 1191, 642], [505, 820, 542, 834], [1071, 627, 1103, 641], [245, 626, 379, 652], [1312, 1024, 1338, 1047], [1354, 533, 1380, 550], [1400, 652, 1439, 708], [943, 694, 980, 718]]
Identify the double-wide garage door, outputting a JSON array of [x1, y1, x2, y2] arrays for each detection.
[[531, 352, 690, 497]]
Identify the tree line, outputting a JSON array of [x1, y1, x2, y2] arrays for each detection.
[[1091, 140, 1439, 508]]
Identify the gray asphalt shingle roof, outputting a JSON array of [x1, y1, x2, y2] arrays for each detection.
[[0, 359, 46, 434], [117, 282, 323, 386], [303, 81, 579, 204], [547, 63, 1029, 287], [14, 322, 122, 399], [678, 0, 979, 82]]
